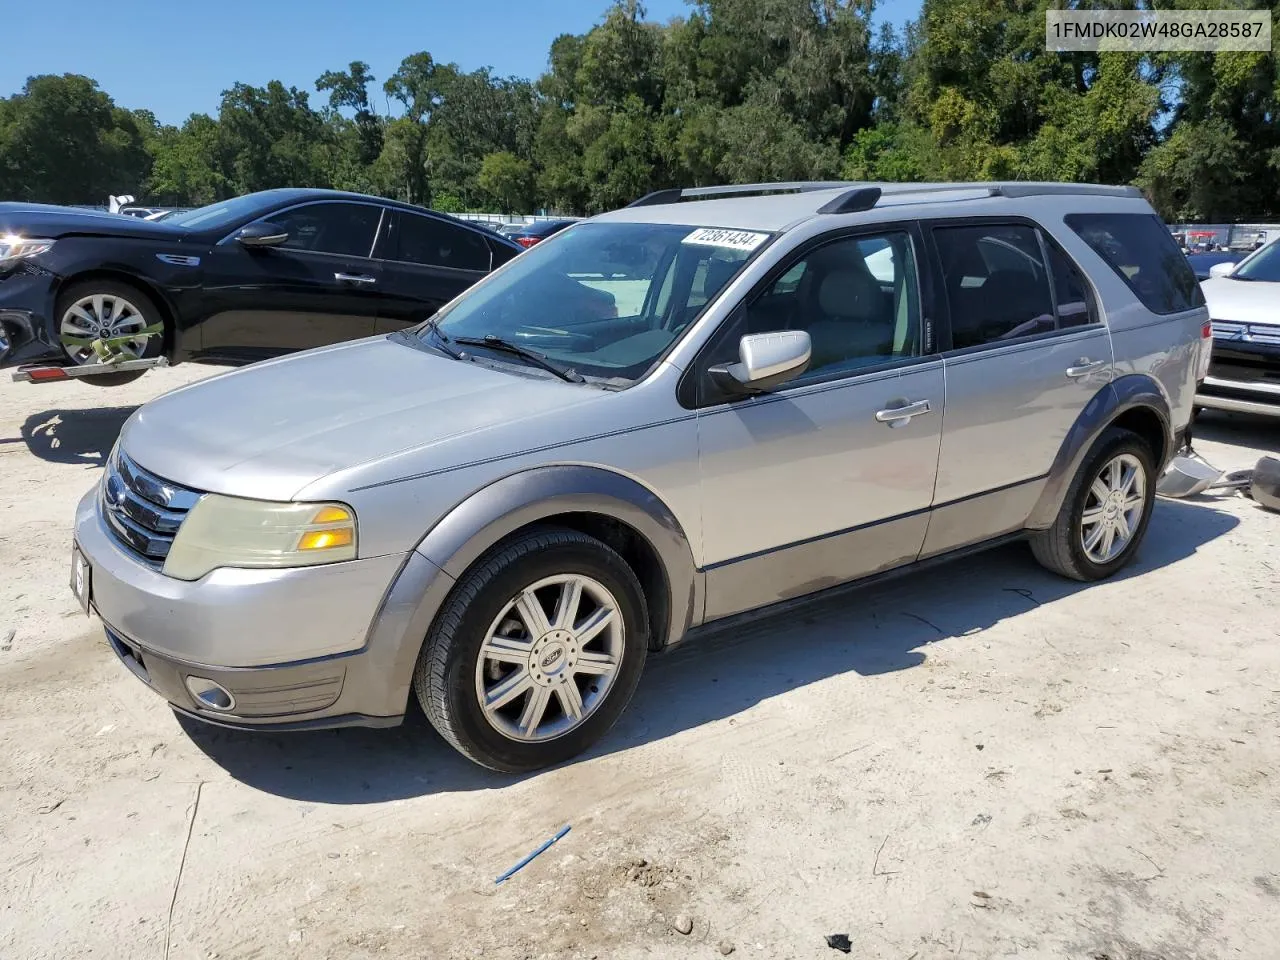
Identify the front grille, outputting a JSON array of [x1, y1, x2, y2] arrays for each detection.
[[1212, 320, 1280, 346], [101, 451, 202, 566]]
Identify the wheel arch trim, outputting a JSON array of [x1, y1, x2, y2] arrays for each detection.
[[415, 464, 698, 647], [1026, 373, 1173, 530], [361, 465, 699, 718]]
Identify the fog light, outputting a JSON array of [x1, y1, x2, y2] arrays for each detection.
[[185, 676, 236, 711]]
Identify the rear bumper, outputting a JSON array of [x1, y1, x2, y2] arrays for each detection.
[[0, 267, 61, 367]]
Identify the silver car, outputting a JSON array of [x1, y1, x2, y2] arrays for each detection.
[[1197, 238, 1280, 417], [71, 181, 1209, 771]]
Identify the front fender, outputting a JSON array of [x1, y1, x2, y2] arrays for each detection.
[[416, 464, 698, 648], [1025, 373, 1173, 530]]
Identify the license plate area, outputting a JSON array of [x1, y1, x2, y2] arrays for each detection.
[[70, 545, 91, 615]]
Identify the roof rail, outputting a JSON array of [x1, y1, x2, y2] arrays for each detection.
[[627, 181, 858, 207], [987, 183, 1143, 199]]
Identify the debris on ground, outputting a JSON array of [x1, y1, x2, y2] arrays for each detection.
[[0, 627, 13, 651], [673, 913, 693, 935], [719, 941, 735, 955], [824, 933, 852, 953], [494, 824, 571, 885]]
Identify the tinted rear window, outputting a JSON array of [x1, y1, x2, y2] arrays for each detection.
[[1065, 213, 1204, 315]]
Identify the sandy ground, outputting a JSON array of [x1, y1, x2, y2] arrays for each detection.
[[1, 364, 1278, 960]]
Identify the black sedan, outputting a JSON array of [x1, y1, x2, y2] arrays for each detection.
[[499, 218, 579, 249], [0, 189, 522, 385]]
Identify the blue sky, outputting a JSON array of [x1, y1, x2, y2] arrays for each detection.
[[4, 0, 918, 126]]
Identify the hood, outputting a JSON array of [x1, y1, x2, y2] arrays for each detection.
[[0, 202, 188, 242], [1201, 276, 1280, 328], [119, 335, 606, 501]]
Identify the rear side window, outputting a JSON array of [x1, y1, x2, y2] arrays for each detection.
[[1065, 213, 1204, 315], [933, 224, 1056, 348], [393, 213, 491, 271]]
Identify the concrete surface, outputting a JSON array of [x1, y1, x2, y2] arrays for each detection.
[[1, 365, 1277, 960]]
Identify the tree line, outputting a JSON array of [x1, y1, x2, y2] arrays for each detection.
[[1, 0, 1277, 222]]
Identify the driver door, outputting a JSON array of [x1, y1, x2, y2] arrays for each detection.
[[196, 201, 386, 362], [691, 225, 946, 621]]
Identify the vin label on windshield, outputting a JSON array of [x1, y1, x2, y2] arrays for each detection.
[[682, 228, 769, 251]]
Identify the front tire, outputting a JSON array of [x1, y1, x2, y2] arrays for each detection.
[[55, 280, 165, 386], [414, 527, 649, 773], [1030, 427, 1156, 582]]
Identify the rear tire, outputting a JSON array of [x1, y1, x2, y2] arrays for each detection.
[[414, 527, 649, 773], [54, 279, 165, 386], [1030, 427, 1156, 582]]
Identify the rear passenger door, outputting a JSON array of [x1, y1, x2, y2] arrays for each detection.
[[373, 210, 495, 333], [921, 219, 1113, 557]]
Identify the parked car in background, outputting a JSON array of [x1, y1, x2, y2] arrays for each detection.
[[0, 189, 522, 385], [500, 217, 579, 248], [72, 180, 1205, 772], [1185, 250, 1243, 281], [1198, 238, 1280, 417]]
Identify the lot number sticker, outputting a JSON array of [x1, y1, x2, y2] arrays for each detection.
[[682, 228, 769, 251]]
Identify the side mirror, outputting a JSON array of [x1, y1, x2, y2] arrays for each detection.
[[709, 330, 811, 396], [1208, 261, 1236, 278], [235, 221, 289, 248]]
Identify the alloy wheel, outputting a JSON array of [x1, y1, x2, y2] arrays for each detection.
[[1080, 452, 1147, 564], [474, 574, 624, 743], [60, 293, 153, 364]]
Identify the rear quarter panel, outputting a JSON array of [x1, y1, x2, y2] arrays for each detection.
[[1035, 200, 1206, 437]]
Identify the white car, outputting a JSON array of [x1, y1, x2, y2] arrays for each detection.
[[1198, 239, 1280, 417]]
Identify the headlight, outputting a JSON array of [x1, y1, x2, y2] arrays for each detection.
[[0, 234, 56, 263], [162, 495, 358, 581]]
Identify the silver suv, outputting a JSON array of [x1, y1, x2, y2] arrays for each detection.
[[71, 181, 1210, 772]]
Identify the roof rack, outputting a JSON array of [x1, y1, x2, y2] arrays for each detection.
[[627, 181, 860, 207], [625, 180, 1144, 211]]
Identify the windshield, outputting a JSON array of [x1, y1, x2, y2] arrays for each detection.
[[427, 221, 769, 381], [1233, 240, 1280, 282], [162, 193, 277, 230]]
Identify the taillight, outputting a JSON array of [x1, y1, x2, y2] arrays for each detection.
[[1196, 320, 1213, 381], [516, 236, 539, 248]]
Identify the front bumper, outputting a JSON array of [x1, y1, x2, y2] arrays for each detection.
[[0, 266, 61, 367], [1196, 337, 1280, 418], [75, 486, 454, 728]]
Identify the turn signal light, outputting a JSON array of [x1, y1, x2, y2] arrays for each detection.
[[297, 528, 354, 551]]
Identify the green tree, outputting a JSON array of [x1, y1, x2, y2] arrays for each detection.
[[478, 151, 534, 212], [0, 74, 151, 203]]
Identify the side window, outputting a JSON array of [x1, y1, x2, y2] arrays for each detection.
[[1065, 213, 1204, 315], [267, 203, 381, 258], [933, 224, 1055, 348], [394, 213, 491, 272], [1045, 242, 1095, 329], [742, 231, 922, 377]]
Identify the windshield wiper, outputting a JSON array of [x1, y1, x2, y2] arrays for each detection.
[[452, 335, 585, 383], [420, 318, 462, 358]]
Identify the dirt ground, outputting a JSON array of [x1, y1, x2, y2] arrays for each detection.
[[1, 365, 1278, 960]]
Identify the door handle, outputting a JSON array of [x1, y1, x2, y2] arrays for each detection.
[[1065, 358, 1105, 379], [334, 272, 376, 285], [875, 399, 932, 424]]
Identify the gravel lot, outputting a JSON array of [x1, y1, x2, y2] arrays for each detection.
[[1, 365, 1278, 960]]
